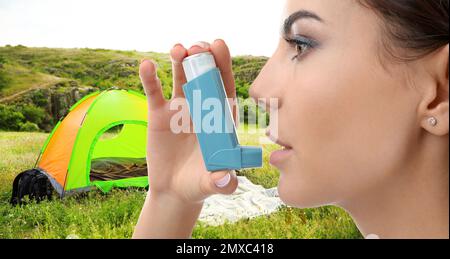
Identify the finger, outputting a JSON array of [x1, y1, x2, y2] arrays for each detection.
[[140, 59, 166, 110], [170, 43, 188, 98], [187, 41, 211, 56], [210, 39, 236, 99], [210, 39, 239, 124], [201, 170, 238, 195]]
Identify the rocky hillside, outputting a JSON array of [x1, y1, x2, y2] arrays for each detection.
[[0, 45, 267, 132]]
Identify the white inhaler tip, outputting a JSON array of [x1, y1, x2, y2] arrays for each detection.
[[182, 52, 217, 82]]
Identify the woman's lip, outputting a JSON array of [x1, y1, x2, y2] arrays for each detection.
[[270, 147, 294, 166], [265, 130, 293, 149], [265, 130, 294, 166]]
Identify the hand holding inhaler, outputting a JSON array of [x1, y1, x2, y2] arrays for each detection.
[[138, 41, 259, 209], [134, 41, 263, 238]]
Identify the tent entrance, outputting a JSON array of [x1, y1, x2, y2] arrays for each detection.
[[88, 122, 148, 184], [90, 157, 147, 182]]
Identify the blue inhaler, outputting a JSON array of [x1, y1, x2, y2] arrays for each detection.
[[182, 52, 263, 172]]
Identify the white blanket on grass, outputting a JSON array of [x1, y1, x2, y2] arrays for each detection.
[[198, 176, 284, 226]]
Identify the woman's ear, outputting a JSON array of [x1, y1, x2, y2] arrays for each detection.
[[418, 44, 449, 136]]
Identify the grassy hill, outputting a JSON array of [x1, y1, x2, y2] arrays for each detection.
[[0, 45, 268, 132], [0, 45, 267, 99], [0, 46, 168, 98]]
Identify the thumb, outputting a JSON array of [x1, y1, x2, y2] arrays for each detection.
[[201, 170, 239, 196]]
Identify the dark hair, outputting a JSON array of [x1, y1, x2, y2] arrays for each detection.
[[359, 0, 449, 61]]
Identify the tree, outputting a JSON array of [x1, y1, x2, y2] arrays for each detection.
[[0, 104, 25, 131]]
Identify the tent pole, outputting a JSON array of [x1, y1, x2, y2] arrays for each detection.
[[33, 151, 42, 169]]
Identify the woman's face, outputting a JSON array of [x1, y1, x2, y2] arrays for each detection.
[[250, 0, 422, 207]]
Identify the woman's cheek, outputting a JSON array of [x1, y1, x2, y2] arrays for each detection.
[[276, 74, 350, 206], [276, 61, 381, 203], [283, 61, 417, 206]]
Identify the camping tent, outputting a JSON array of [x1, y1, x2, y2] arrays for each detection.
[[35, 89, 149, 197]]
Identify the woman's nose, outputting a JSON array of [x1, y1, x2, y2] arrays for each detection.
[[249, 58, 282, 113]]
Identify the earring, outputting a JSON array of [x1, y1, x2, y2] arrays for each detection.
[[428, 117, 438, 127]]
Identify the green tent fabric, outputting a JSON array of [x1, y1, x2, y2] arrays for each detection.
[[37, 89, 149, 196]]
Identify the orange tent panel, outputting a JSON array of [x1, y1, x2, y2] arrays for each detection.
[[38, 94, 98, 187]]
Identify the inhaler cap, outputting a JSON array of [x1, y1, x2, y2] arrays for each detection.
[[182, 52, 217, 82]]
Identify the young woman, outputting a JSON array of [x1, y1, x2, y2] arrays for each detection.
[[133, 0, 449, 239]]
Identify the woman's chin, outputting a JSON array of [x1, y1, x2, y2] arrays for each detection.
[[277, 173, 329, 209]]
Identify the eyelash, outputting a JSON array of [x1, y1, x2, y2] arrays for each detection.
[[284, 35, 318, 61]]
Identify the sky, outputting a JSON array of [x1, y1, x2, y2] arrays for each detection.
[[0, 0, 286, 56]]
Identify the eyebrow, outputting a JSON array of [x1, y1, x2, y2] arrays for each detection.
[[282, 10, 324, 36]]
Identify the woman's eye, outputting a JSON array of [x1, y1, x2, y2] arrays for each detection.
[[294, 43, 310, 60], [284, 35, 318, 61]]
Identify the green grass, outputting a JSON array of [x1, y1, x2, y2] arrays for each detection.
[[0, 130, 362, 239]]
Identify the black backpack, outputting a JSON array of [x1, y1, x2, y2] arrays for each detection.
[[10, 169, 53, 205]]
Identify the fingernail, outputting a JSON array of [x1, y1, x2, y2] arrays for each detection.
[[147, 60, 158, 79], [149, 60, 159, 70], [173, 43, 183, 49], [214, 173, 231, 188], [141, 59, 157, 68], [192, 41, 210, 49]]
